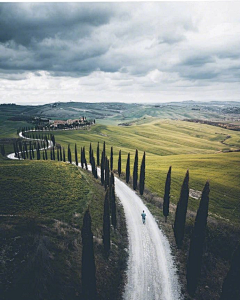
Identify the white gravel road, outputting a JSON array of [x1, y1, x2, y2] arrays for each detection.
[[115, 177, 182, 300]]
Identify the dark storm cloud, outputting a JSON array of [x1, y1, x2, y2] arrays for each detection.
[[0, 3, 120, 74], [0, 2, 199, 77], [0, 3, 114, 45]]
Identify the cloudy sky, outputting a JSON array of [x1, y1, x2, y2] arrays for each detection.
[[0, 2, 240, 105]]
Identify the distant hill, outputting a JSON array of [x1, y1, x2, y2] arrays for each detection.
[[1, 101, 240, 126]]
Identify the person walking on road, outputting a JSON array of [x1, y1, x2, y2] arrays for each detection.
[[141, 210, 146, 224]]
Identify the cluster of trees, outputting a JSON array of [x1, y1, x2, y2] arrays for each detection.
[[12, 134, 55, 160], [162, 168, 239, 298], [118, 149, 146, 195]]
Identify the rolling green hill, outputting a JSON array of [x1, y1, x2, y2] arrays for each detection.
[[0, 159, 127, 300], [45, 120, 240, 224]]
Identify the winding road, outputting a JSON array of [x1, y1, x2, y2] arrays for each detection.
[[115, 178, 182, 300], [7, 131, 182, 300]]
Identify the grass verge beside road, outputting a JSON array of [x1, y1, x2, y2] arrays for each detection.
[[0, 159, 127, 300]]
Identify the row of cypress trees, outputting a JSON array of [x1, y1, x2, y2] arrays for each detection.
[[161, 167, 239, 298], [120, 150, 146, 195], [162, 167, 210, 295]]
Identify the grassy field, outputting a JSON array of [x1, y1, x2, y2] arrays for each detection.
[[37, 119, 240, 224], [0, 158, 127, 300]]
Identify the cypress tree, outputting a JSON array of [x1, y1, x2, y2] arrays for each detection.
[[109, 171, 114, 214], [31, 142, 34, 159], [133, 149, 138, 190], [50, 149, 53, 160], [139, 152, 146, 195], [63, 147, 66, 162], [101, 151, 105, 185], [81, 209, 97, 300], [163, 166, 171, 222], [97, 142, 100, 166], [45, 149, 48, 160], [81, 147, 84, 168], [13, 142, 17, 156], [43, 151, 45, 160], [110, 146, 113, 171], [109, 171, 114, 193], [68, 144, 72, 163], [173, 170, 189, 248], [104, 157, 110, 190], [57, 148, 60, 161], [126, 153, 130, 184], [111, 185, 117, 229], [37, 142, 40, 160], [19, 141, 23, 154], [91, 155, 96, 177], [187, 181, 210, 296], [59, 147, 62, 161], [103, 189, 111, 256], [103, 141, 106, 161], [89, 143, 92, 164], [118, 150, 121, 177], [29, 149, 32, 160], [93, 156, 98, 178], [220, 243, 240, 300], [24, 142, 28, 158], [75, 143, 78, 166], [52, 146, 55, 160]]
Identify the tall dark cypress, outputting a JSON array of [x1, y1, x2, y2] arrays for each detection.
[[93, 156, 98, 178], [173, 170, 189, 248], [220, 243, 240, 300], [81, 209, 97, 300], [101, 151, 105, 185], [45, 149, 48, 160], [75, 143, 78, 166], [59, 147, 62, 161], [118, 150, 121, 177], [104, 157, 110, 190], [103, 141, 106, 161], [103, 189, 111, 256], [52, 146, 55, 160], [63, 147, 66, 162], [110, 146, 113, 171], [111, 185, 117, 229], [81, 147, 84, 168], [37, 142, 40, 160], [126, 153, 130, 184], [24, 142, 28, 158], [163, 166, 171, 222], [13, 142, 17, 156], [57, 148, 60, 161], [91, 155, 97, 178], [97, 142, 100, 166], [139, 152, 146, 195], [89, 143, 92, 164], [85, 157, 88, 170], [68, 144, 72, 163], [133, 149, 138, 190], [187, 181, 210, 296]]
